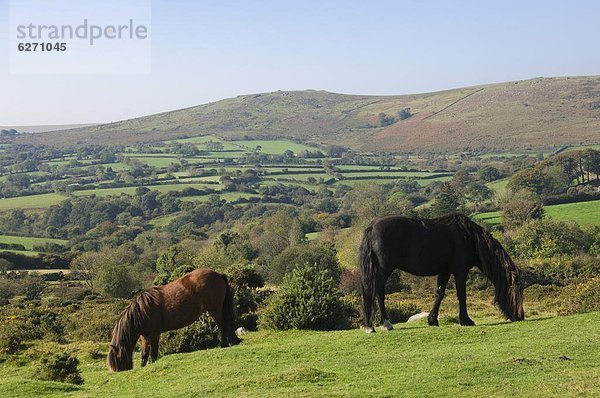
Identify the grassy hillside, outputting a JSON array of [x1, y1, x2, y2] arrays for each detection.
[[1, 312, 598, 397], [15, 76, 600, 152], [475, 199, 600, 227]]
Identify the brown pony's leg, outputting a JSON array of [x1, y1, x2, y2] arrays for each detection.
[[140, 335, 150, 367], [207, 307, 227, 347], [150, 334, 160, 363]]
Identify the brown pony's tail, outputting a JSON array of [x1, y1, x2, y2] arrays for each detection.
[[221, 274, 241, 346], [359, 225, 378, 327]]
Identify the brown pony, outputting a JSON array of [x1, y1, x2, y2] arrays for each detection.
[[107, 268, 240, 372]]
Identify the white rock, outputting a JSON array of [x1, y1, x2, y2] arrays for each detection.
[[406, 312, 430, 323]]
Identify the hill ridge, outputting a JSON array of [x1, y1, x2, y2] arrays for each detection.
[[14, 76, 600, 152]]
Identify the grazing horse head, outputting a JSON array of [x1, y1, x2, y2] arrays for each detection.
[[461, 216, 525, 321], [106, 290, 158, 372], [106, 343, 133, 372]]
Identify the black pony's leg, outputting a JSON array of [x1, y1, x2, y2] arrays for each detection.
[[377, 270, 393, 330], [455, 271, 475, 326], [428, 273, 451, 326], [150, 334, 160, 362]]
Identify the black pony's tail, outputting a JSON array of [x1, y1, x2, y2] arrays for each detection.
[[221, 275, 241, 346], [360, 226, 378, 327]]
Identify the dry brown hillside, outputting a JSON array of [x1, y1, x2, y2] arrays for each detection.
[[16, 76, 600, 152]]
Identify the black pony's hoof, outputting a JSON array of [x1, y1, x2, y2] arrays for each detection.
[[427, 316, 439, 327], [460, 318, 475, 326]]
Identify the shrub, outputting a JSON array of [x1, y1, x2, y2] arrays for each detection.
[[501, 189, 544, 229], [20, 274, 45, 301], [509, 220, 592, 259], [160, 315, 220, 355], [0, 278, 14, 306], [260, 263, 349, 330], [35, 352, 84, 385], [386, 302, 420, 323], [66, 301, 124, 342], [0, 326, 24, 355], [95, 263, 140, 298], [268, 242, 341, 284], [227, 263, 264, 331], [571, 278, 600, 313]]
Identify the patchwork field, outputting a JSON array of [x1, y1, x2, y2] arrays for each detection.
[[475, 199, 600, 227]]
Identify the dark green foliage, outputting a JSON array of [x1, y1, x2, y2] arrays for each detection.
[[0, 326, 24, 355], [227, 263, 264, 331], [169, 264, 197, 282], [571, 278, 600, 313], [160, 315, 220, 355], [477, 165, 502, 182], [20, 274, 45, 301], [398, 108, 413, 120], [386, 302, 420, 324], [501, 190, 544, 229], [0, 278, 14, 305], [268, 242, 341, 284], [260, 263, 349, 330], [378, 113, 397, 127], [35, 352, 84, 385], [429, 190, 460, 217], [509, 220, 592, 259], [95, 264, 139, 299], [66, 301, 124, 342]]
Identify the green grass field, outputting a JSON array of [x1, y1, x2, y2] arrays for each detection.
[[72, 183, 224, 197], [1, 312, 598, 397], [0, 235, 68, 250], [475, 199, 600, 226], [486, 178, 509, 194], [0, 193, 67, 211], [233, 139, 316, 155]]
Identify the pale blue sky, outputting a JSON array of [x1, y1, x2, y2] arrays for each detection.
[[1, 0, 599, 125]]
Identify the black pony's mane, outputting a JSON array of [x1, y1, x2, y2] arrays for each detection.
[[444, 213, 523, 320]]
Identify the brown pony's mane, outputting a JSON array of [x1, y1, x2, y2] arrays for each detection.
[[107, 288, 160, 371], [447, 213, 524, 321]]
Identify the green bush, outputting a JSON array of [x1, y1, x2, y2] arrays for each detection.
[[268, 242, 341, 284], [66, 301, 124, 342], [160, 315, 220, 355], [386, 302, 420, 323], [35, 352, 84, 385], [0, 326, 24, 355], [571, 278, 600, 313], [260, 263, 349, 330], [227, 263, 264, 331], [509, 220, 592, 259], [0, 278, 14, 306], [95, 263, 140, 298]]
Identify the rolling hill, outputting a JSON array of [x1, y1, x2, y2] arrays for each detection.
[[15, 76, 600, 152]]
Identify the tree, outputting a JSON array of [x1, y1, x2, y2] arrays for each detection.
[[501, 190, 544, 229], [429, 185, 460, 217], [344, 183, 399, 223], [477, 165, 501, 182], [398, 108, 413, 120]]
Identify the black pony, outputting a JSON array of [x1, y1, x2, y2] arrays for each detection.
[[360, 213, 524, 333]]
